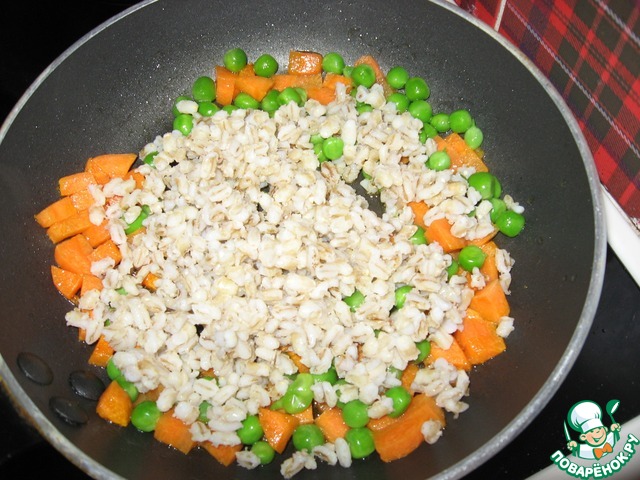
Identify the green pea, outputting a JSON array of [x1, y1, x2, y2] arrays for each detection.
[[410, 225, 427, 245], [419, 124, 438, 143], [342, 65, 354, 78], [124, 205, 151, 235], [495, 210, 525, 237], [430, 113, 450, 133], [387, 92, 410, 113], [449, 109, 473, 134], [197, 101, 219, 117], [292, 424, 325, 452], [345, 427, 375, 459], [223, 47, 248, 73], [251, 440, 275, 464], [131, 400, 161, 432], [295, 87, 308, 104], [342, 399, 369, 428], [394, 285, 413, 309], [198, 400, 211, 423], [427, 150, 451, 171], [254, 53, 278, 77], [351, 64, 376, 88], [386, 66, 409, 89], [191, 76, 216, 103], [173, 113, 193, 136], [404, 77, 430, 101], [385, 386, 412, 418], [222, 104, 240, 114], [115, 287, 127, 295], [172, 95, 191, 117], [322, 52, 345, 74], [312, 365, 338, 385], [310, 133, 324, 145], [234, 92, 261, 110], [115, 376, 138, 402], [408, 100, 432, 123], [458, 245, 487, 272], [237, 415, 264, 445], [142, 151, 157, 167], [446, 259, 460, 279], [464, 125, 483, 149], [277, 87, 303, 107], [322, 136, 344, 160], [356, 102, 373, 114], [489, 198, 507, 223], [261, 89, 280, 113], [313, 142, 328, 163], [344, 289, 365, 312], [388, 366, 403, 379], [282, 373, 314, 414], [468, 172, 502, 200], [106, 357, 122, 380], [415, 339, 431, 363]]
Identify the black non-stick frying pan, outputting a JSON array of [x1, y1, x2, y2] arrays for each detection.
[[0, 0, 606, 479]]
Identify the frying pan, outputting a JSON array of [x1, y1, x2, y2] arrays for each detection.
[[0, 0, 606, 479]]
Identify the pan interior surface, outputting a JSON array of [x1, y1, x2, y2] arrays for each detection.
[[0, 1, 605, 479]]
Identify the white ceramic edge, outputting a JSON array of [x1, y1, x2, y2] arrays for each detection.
[[430, 0, 608, 479], [603, 187, 640, 288]]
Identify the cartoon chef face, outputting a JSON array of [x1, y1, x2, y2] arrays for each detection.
[[580, 425, 609, 447]]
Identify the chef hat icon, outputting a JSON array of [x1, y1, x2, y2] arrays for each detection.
[[568, 400, 604, 434]]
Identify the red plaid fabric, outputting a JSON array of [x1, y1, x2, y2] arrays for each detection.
[[457, 0, 640, 230]]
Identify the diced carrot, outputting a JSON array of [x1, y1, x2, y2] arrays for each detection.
[[78, 328, 86, 342], [80, 274, 103, 297], [35, 196, 76, 228], [454, 308, 506, 365], [238, 63, 255, 77], [467, 228, 499, 247], [424, 218, 467, 253], [272, 73, 323, 91], [154, 410, 196, 454], [306, 86, 336, 105], [373, 393, 445, 462], [83, 220, 111, 248], [47, 209, 94, 244], [201, 442, 242, 466], [70, 189, 97, 212], [354, 55, 394, 97], [258, 407, 300, 454], [142, 272, 160, 291], [96, 380, 132, 427], [88, 239, 122, 266], [59, 171, 97, 196], [215, 65, 237, 106], [367, 414, 397, 432], [86, 153, 137, 180], [50, 265, 83, 300], [88, 335, 114, 367], [292, 404, 314, 425], [284, 350, 310, 374], [401, 363, 420, 394], [84, 159, 110, 184], [426, 337, 471, 371], [315, 407, 349, 443], [54, 234, 94, 275], [468, 278, 510, 323], [124, 170, 145, 189], [288, 50, 323, 75], [435, 133, 488, 173], [234, 75, 275, 101], [477, 241, 499, 282], [322, 73, 352, 92], [408, 201, 429, 230]]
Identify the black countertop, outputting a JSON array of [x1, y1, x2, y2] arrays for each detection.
[[1, 2, 639, 479]]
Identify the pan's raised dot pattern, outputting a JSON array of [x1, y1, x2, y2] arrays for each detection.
[[16, 352, 54, 385], [69, 370, 105, 401], [49, 397, 88, 426]]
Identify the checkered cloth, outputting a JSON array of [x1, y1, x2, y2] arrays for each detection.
[[456, 0, 640, 231]]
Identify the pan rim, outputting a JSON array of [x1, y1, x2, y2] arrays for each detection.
[[0, 0, 607, 479]]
